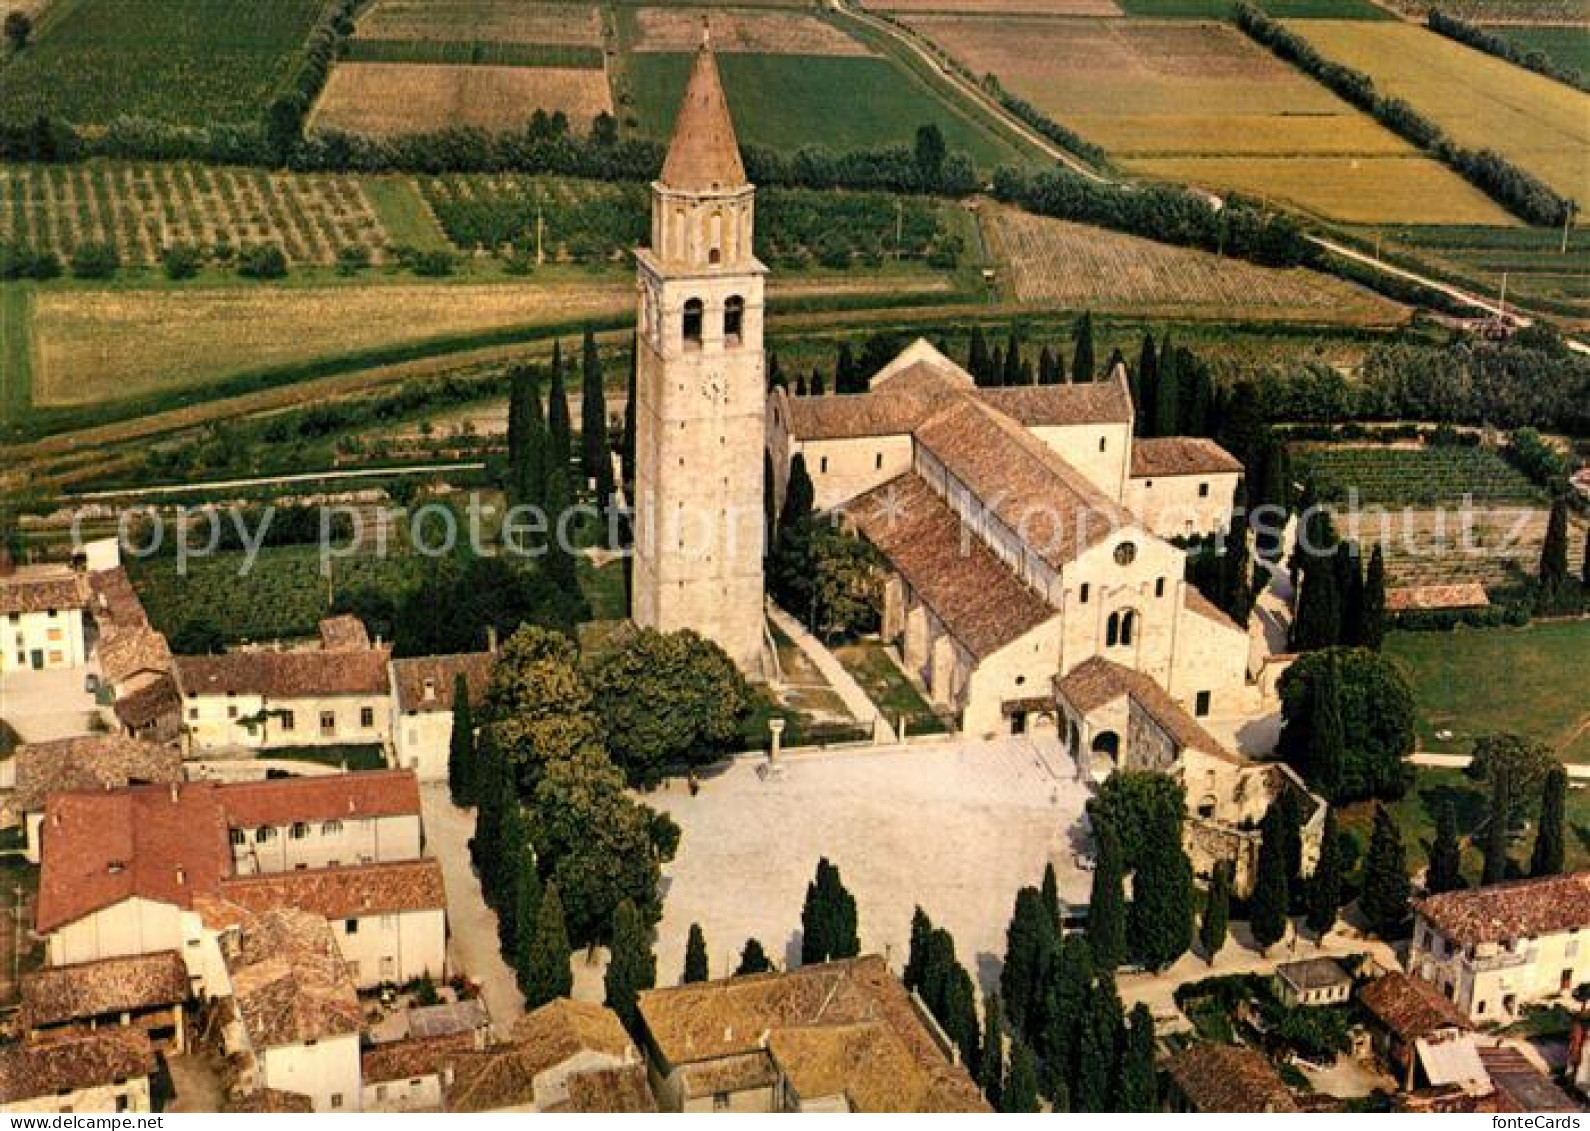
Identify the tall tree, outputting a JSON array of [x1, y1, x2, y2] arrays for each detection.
[[1134, 332, 1157, 436], [1118, 1003, 1158, 1112], [1532, 764, 1568, 878], [547, 343, 572, 474], [604, 898, 656, 1035], [1361, 544, 1389, 650], [978, 993, 1004, 1108], [1074, 978, 1122, 1112], [1126, 799, 1195, 971], [520, 882, 572, 1008], [913, 123, 947, 190], [1304, 655, 1347, 802], [620, 337, 637, 493], [579, 328, 608, 490], [1151, 333, 1179, 437], [1306, 810, 1343, 941], [967, 325, 992, 386], [904, 906, 933, 994], [1219, 490, 1255, 626], [1360, 805, 1411, 937], [1537, 495, 1571, 612], [1291, 551, 1342, 652], [510, 366, 549, 512], [1087, 825, 1126, 972], [1251, 801, 1291, 953], [1071, 312, 1096, 383], [1001, 886, 1058, 1040], [1427, 802, 1466, 894], [447, 672, 477, 808], [509, 829, 540, 974], [1036, 936, 1091, 1100], [800, 857, 859, 964], [835, 342, 859, 395], [1200, 859, 1232, 963], [1337, 544, 1365, 648], [1482, 760, 1513, 885], [735, 938, 772, 976], [1038, 345, 1060, 385], [682, 923, 709, 984], [1000, 1042, 1040, 1113], [1002, 330, 1023, 388], [780, 453, 815, 533], [1041, 863, 1061, 930], [543, 465, 580, 598]]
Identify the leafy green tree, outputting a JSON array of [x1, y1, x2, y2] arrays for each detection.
[[683, 923, 709, 984], [1133, 332, 1157, 435], [579, 328, 608, 489], [904, 906, 933, 994], [1152, 333, 1179, 436], [447, 672, 477, 807], [1118, 1003, 1157, 1112], [1074, 977, 1122, 1112], [914, 123, 947, 189], [1360, 805, 1411, 937], [1087, 824, 1126, 972], [161, 243, 203, 280], [1532, 764, 1567, 878], [1278, 648, 1416, 803], [1537, 495, 1572, 613], [734, 938, 772, 976], [800, 857, 859, 964], [589, 628, 751, 786], [1251, 802, 1291, 953], [1071, 312, 1096, 383], [604, 898, 656, 1035], [1466, 733, 1556, 826], [1001, 886, 1058, 1040], [1000, 1041, 1040, 1113], [520, 882, 572, 1008], [1361, 544, 1388, 650], [70, 241, 119, 279], [547, 342, 573, 476], [494, 806, 533, 955], [978, 993, 1004, 1108], [1036, 936, 1091, 1100], [531, 747, 678, 944], [1306, 810, 1344, 940], [1128, 824, 1194, 972], [482, 625, 601, 791], [1482, 760, 1513, 886], [1041, 862, 1061, 929], [1427, 802, 1466, 894], [779, 453, 815, 532], [170, 616, 225, 655], [1200, 859, 1232, 963], [237, 243, 286, 280], [1303, 655, 1347, 802]]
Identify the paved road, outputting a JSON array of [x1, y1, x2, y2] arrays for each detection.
[[1411, 752, 1590, 778], [767, 603, 894, 742], [419, 783, 524, 1035]]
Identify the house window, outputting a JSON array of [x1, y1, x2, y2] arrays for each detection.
[[331, 1094, 344, 1110], [724, 296, 745, 343], [714, 1093, 731, 1112], [345, 918, 359, 934], [360, 706, 375, 729], [375, 1086, 388, 1102], [819, 456, 828, 474], [1198, 482, 1210, 498], [320, 711, 336, 736], [1155, 577, 1165, 598], [1079, 584, 1090, 604], [875, 452, 883, 470], [683, 298, 704, 346], [280, 710, 294, 731], [1195, 691, 1211, 717], [226, 705, 238, 720], [323, 820, 342, 836], [230, 829, 246, 847], [291, 822, 308, 840], [1098, 437, 1107, 452], [255, 827, 275, 843], [188, 708, 199, 721]]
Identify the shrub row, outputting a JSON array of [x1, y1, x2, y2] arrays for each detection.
[[1427, 11, 1586, 94], [265, 0, 360, 159], [1234, 3, 1574, 227]]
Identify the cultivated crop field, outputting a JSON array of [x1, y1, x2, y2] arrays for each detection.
[[357, 0, 603, 46], [1348, 506, 1585, 591], [871, 0, 1125, 13], [1290, 21, 1590, 206], [626, 51, 1017, 164], [29, 282, 634, 407], [0, 0, 324, 126], [632, 7, 873, 55], [1497, 26, 1590, 74], [311, 62, 614, 135], [987, 206, 1402, 321], [1365, 224, 1590, 324], [1295, 445, 1543, 506], [0, 162, 390, 265], [1380, 0, 1586, 20]]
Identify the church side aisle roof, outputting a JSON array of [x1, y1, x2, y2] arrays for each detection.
[[659, 39, 747, 193]]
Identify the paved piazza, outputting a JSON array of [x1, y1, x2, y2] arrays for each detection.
[[648, 736, 1096, 992]]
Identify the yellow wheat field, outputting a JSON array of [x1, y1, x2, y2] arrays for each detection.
[[311, 63, 613, 135], [631, 8, 874, 55]]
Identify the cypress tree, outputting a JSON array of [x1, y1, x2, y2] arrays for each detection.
[[1532, 764, 1567, 878], [1087, 825, 1126, 972], [604, 899, 656, 1035], [1305, 657, 1346, 802], [1075, 978, 1122, 1112], [835, 342, 859, 395], [1583, 524, 1590, 589], [1134, 332, 1157, 435], [809, 366, 826, 396], [988, 344, 1006, 387], [520, 882, 572, 1008], [978, 993, 1004, 1108], [1538, 495, 1571, 612], [780, 454, 815, 533], [1361, 805, 1410, 937], [1361, 544, 1388, 650], [493, 804, 531, 953], [1200, 859, 1231, 963], [1338, 544, 1365, 647], [968, 326, 991, 385], [1427, 802, 1465, 894], [544, 465, 580, 597], [1118, 1003, 1158, 1112], [1482, 761, 1513, 885], [1038, 345, 1059, 385], [547, 343, 572, 474], [794, 371, 807, 396], [506, 365, 526, 477], [1152, 334, 1179, 437], [800, 857, 858, 964], [735, 938, 772, 976], [1220, 489, 1254, 625], [620, 337, 637, 492], [447, 672, 476, 807], [515, 367, 549, 512], [682, 923, 709, 984], [1001, 886, 1057, 1040], [1291, 553, 1342, 652], [1002, 331, 1023, 388], [1036, 936, 1091, 1098], [579, 328, 607, 490], [905, 906, 933, 993], [1179, 349, 1212, 435], [1071, 312, 1096, 383], [1000, 1042, 1040, 1113], [1129, 822, 1194, 971], [511, 850, 541, 988], [939, 958, 981, 1077], [1251, 802, 1291, 953], [1306, 810, 1343, 941], [1041, 862, 1060, 929]]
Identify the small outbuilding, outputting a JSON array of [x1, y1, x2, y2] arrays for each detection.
[[1274, 957, 1352, 1008]]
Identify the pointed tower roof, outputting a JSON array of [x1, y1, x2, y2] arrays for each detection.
[[659, 27, 747, 193]]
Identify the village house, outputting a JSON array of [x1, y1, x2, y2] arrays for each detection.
[[20, 951, 189, 1053], [6, 734, 182, 863], [0, 1030, 157, 1114], [387, 652, 494, 781], [33, 770, 442, 993], [0, 561, 89, 673], [1162, 1042, 1299, 1113], [1410, 870, 1590, 1023], [1359, 971, 1475, 1091], [361, 1032, 478, 1114], [1274, 957, 1353, 1009], [215, 907, 364, 1113], [176, 639, 392, 753], [635, 956, 987, 1113], [443, 999, 654, 1113]]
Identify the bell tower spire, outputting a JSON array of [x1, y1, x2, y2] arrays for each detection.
[[630, 33, 768, 671]]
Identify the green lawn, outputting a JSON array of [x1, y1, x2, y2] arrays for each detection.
[[1339, 766, 1590, 882], [833, 639, 947, 737], [364, 177, 453, 253], [0, 0, 325, 126], [1385, 622, 1590, 760], [1497, 25, 1590, 76], [0, 285, 31, 432], [627, 52, 1019, 167]]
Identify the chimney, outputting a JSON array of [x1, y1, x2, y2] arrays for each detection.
[[486, 625, 499, 654], [423, 678, 436, 703], [175, 866, 186, 886], [170, 783, 180, 803]]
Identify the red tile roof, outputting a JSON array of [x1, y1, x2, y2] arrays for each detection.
[[0, 1031, 155, 1102], [175, 647, 390, 698], [1055, 656, 1241, 764], [23, 951, 189, 1028], [1359, 973, 1470, 1041], [0, 567, 87, 616], [1131, 436, 1244, 478], [391, 653, 495, 714], [217, 768, 419, 828], [1416, 871, 1590, 947], [660, 41, 746, 192], [219, 859, 445, 920]]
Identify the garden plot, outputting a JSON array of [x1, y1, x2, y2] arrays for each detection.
[[311, 62, 613, 135], [356, 0, 603, 45], [632, 7, 873, 55]]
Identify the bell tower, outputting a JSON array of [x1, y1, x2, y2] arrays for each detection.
[[631, 29, 767, 670]]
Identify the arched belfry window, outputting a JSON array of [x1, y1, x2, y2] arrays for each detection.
[[1106, 612, 1121, 648], [1107, 610, 1137, 648], [724, 296, 745, 344], [683, 298, 704, 347], [1121, 610, 1136, 646]]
